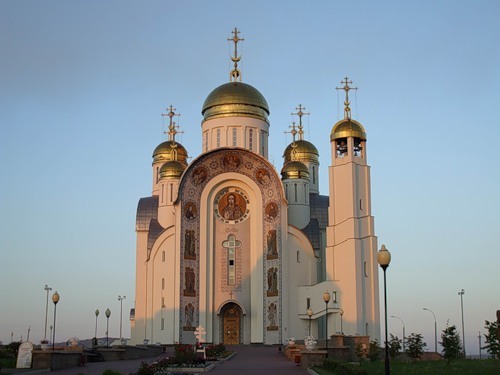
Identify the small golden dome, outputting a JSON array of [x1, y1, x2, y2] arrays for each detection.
[[281, 161, 310, 180], [330, 118, 367, 141], [153, 141, 188, 165], [283, 140, 319, 163], [159, 160, 186, 180], [202, 82, 270, 123]]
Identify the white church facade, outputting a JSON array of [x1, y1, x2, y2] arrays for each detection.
[[130, 29, 381, 346]]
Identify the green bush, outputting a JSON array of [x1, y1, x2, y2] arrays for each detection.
[[322, 358, 368, 375], [102, 370, 122, 375]]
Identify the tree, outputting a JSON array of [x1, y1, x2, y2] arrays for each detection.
[[439, 322, 462, 363], [483, 320, 500, 359], [368, 340, 380, 362], [406, 333, 426, 361], [387, 334, 402, 360]]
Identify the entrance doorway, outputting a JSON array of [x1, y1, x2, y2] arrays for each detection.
[[221, 303, 242, 345]]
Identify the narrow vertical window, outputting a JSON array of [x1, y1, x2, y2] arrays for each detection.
[[161, 184, 164, 203], [204, 132, 208, 151], [216, 129, 221, 147], [306, 298, 311, 309], [156, 167, 160, 183], [249, 129, 253, 150], [294, 183, 298, 202], [312, 166, 316, 184], [359, 199, 364, 211], [161, 296, 165, 307], [170, 183, 173, 202], [162, 251, 165, 262], [162, 278, 165, 289], [232, 128, 237, 146], [285, 184, 288, 200], [296, 250, 301, 263], [161, 317, 165, 330], [260, 131, 265, 155], [364, 261, 368, 277]]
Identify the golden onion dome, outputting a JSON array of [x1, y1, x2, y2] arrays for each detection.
[[202, 82, 270, 123], [152, 141, 188, 165], [281, 161, 310, 180], [330, 118, 367, 141], [283, 140, 319, 163], [159, 160, 186, 180]]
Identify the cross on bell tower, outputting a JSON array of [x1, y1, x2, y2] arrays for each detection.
[[336, 77, 357, 120]]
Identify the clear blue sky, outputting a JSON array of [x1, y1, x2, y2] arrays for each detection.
[[1, 0, 499, 355]]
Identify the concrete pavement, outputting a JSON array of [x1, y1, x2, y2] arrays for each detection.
[[46, 345, 311, 375]]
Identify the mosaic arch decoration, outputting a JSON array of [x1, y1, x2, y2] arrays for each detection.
[[177, 148, 283, 343]]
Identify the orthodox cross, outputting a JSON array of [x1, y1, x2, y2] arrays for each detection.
[[194, 325, 207, 343], [291, 104, 310, 140], [228, 28, 244, 82], [284, 122, 299, 161], [336, 77, 357, 120], [161, 105, 182, 143], [222, 234, 242, 286]]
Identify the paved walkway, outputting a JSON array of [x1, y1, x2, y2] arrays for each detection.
[[46, 346, 310, 375]]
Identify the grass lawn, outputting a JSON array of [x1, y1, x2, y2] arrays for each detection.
[[313, 359, 500, 375]]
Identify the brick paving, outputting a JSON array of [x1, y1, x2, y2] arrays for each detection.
[[44, 345, 310, 375]]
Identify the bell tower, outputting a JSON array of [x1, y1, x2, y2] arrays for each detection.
[[325, 77, 380, 339]]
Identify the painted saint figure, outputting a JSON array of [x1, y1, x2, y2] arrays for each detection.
[[221, 193, 243, 220]]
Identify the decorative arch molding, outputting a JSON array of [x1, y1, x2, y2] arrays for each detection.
[[217, 300, 247, 316]]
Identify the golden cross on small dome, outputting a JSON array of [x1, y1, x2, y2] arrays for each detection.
[[291, 104, 310, 140], [285, 121, 298, 143], [228, 27, 244, 82], [161, 105, 183, 144], [336, 77, 357, 119]]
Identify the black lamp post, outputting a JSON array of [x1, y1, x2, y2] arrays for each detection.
[[95, 309, 100, 339], [323, 291, 331, 357], [377, 244, 391, 375], [51, 291, 60, 350], [118, 295, 126, 340], [423, 308, 437, 353], [105, 308, 111, 347], [307, 308, 313, 336]]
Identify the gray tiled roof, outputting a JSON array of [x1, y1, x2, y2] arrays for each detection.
[[147, 219, 165, 260], [136, 196, 159, 231], [309, 193, 329, 229]]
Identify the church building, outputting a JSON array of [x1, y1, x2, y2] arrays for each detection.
[[130, 29, 381, 345]]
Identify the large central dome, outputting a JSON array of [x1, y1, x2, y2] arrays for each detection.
[[202, 82, 270, 123]]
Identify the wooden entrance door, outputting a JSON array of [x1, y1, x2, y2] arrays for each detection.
[[223, 307, 240, 344]]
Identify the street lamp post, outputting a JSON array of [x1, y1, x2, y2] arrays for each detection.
[[340, 308, 344, 335], [51, 291, 60, 350], [323, 292, 331, 357], [390, 315, 405, 352], [307, 308, 313, 336], [118, 295, 126, 340], [43, 284, 52, 342], [95, 309, 100, 338], [423, 307, 437, 353], [458, 289, 466, 358], [377, 244, 391, 375], [105, 308, 111, 347]]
